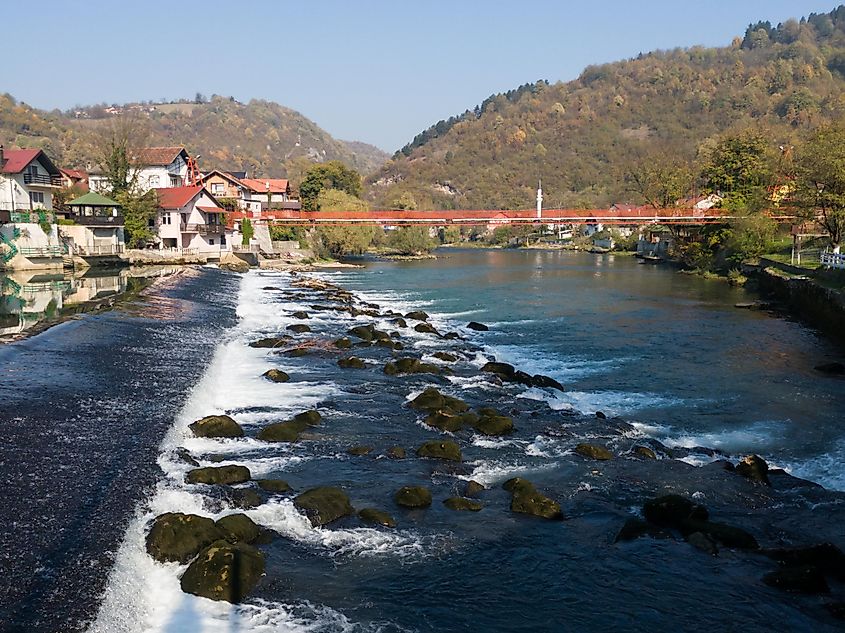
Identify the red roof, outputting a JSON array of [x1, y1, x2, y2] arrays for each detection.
[[155, 186, 203, 209], [240, 178, 289, 193], [60, 168, 88, 180], [1, 148, 43, 174], [134, 146, 187, 166], [197, 205, 224, 214]]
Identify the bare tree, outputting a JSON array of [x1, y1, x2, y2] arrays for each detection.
[[95, 111, 149, 195]]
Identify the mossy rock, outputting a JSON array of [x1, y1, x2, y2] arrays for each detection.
[[643, 495, 709, 528], [405, 310, 429, 321], [416, 440, 462, 462], [180, 540, 265, 604], [395, 486, 432, 508], [503, 478, 563, 520], [189, 415, 244, 439], [392, 317, 408, 328], [376, 339, 403, 350], [466, 321, 489, 331], [292, 410, 322, 426], [481, 361, 517, 379], [176, 447, 200, 467], [333, 337, 353, 349], [432, 351, 457, 362], [531, 374, 565, 392], [424, 410, 477, 433], [575, 443, 613, 461], [409, 387, 468, 412], [228, 488, 263, 509], [444, 497, 483, 512], [680, 520, 759, 550], [293, 487, 354, 526], [472, 414, 514, 436], [257, 479, 291, 493], [146, 512, 226, 564], [358, 508, 397, 528], [735, 454, 770, 485], [262, 369, 290, 383], [283, 347, 310, 357], [414, 323, 440, 335], [186, 465, 251, 485], [216, 513, 261, 544], [287, 323, 311, 334], [249, 336, 289, 348], [386, 446, 407, 459], [348, 324, 377, 341], [633, 445, 657, 460], [338, 356, 366, 369], [291, 311, 310, 319], [442, 332, 461, 340], [614, 517, 672, 542], [347, 445, 374, 456], [256, 421, 302, 442], [465, 480, 485, 497]]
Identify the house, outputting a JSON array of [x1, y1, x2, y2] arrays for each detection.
[[238, 178, 301, 213], [0, 146, 65, 270], [59, 191, 125, 257], [675, 194, 723, 212], [198, 169, 245, 203], [89, 146, 191, 193], [59, 168, 89, 192], [154, 186, 231, 255]]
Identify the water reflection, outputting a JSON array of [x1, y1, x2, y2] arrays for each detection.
[[0, 266, 179, 338]]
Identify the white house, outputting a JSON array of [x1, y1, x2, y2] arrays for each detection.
[[154, 186, 231, 255], [59, 191, 126, 257], [238, 178, 300, 214], [90, 146, 191, 194]]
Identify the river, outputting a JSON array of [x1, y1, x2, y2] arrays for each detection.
[[1, 250, 843, 632]]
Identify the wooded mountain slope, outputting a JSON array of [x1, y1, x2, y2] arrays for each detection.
[[368, 7, 845, 210], [0, 95, 388, 179]]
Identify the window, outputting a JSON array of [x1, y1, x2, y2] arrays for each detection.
[[161, 213, 172, 225], [169, 176, 181, 187], [29, 164, 39, 176], [30, 191, 44, 205], [221, 235, 227, 246], [209, 238, 215, 245], [212, 183, 224, 194], [148, 175, 160, 187]]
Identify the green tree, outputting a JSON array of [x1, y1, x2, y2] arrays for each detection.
[[625, 149, 695, 208], [299, 161, 363, 211], [392, 191, 418, 210], [114, 189, 158, 247], [241, 217, 254, 246], [795, 123, 845, 251], [701, 131, 774, 210], [388, 226, 435, 255], [311, 189, 377, 256]]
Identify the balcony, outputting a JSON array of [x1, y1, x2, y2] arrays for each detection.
[[9, 210, 56, 224], [74, 244, 125, 256], [66, 214, 125, 227], [23, 173, 63, 187], [180, 223, 225, 235]]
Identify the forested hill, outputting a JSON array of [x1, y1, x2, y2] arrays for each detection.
[[368, 7, 845, 210], [0, 95, 389, 179]]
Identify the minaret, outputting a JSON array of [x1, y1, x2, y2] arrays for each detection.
[[536, 180, 543, 219]]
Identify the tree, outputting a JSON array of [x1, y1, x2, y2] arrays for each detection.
[[625, 149, 694, 208], [311, 189, 377, 256], [388, 226, 435, 255], [795, 124, 845, 252], [114, 189, 158, 247], [701, 131, 774, 211], [299, 161, 363, 211], [392, 191, 418, 210], [94, 112, 149, 195], [240, 217, 254, 246]]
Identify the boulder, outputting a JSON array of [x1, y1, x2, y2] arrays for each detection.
[[531, 374, 565, 392], [416, 440, 462, 462], [256, 421, 302, 442], [186, 465, 251, 486], [465, 480, 485, 497], [386, 446, 407, 459], [444, 497, 483, 512], [249, 337, 290, 349], [595, 411, 607, 420], [408, 387, 468, 412], [466, 321, 489, 331], [347, 445, 374, 456], [481, 361, 517, 380], [642, 495, 708, 528], [686, 531, 719, 556], [180, 540, 265, 603], [376, 338, 403, 350], [348, 324, 377, 342], [392, 317, 408, 328], [384, 358, 442, 376], [424, 410, 478, 433], [262, 369, 290, 383], [176, 448, 200, 467], [764, 543, 845, 581], [291, 311, 309, 319], [679, 520, 759, 550], [358, 508, 397, 528], [735, 454, 770, 485], [575, 443, 613, 461], [286, 323, 311, 334], [633, 446, 657, 460], [405, 310, 429, 321], [216, 513, 261, 544], [503, 478, 563, 520], [146, 512, 227, 564], [333, 337, 353, 349], [472, 413, 514, 436], [432, 351, 458, 362], [814, 362, 845, 375], [414, 323, 440, 336], [763, 566, 830, 594], [227, 488, 262, 509], [292, 410, 322, 426], [395, 486, 432, 508], [614, 517, 671, 542], [338, 357, 366, 369], [283, 347, 310, 357], [442, 332, 462, 340], [189, 415, 244, 439], [257, 479, 291, 493], [293, 487, 354, 526], [220, 258, 250, 273]]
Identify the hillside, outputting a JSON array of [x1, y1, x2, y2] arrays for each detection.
[[0, 95, 389, 181], [368, 7, 845, 210]]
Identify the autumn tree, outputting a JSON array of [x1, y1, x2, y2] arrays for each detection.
[[701, 130, 774, 211], [310, 189, 377, 256], [95, 112, 149, 194], [299, 161, 363, 211], [625, 149, 695, 208], [795, 123, 845, 252]]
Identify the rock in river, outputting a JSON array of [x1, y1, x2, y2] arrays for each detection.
[[466, 321, 489, 331], [294, 487, 354, 526], [574, 443, 613, 461], [358, 508, 397, 528], [180, 540, 265, 603], [257, 478, 292, 493], [735, 454, 770, 485], [146, 512, 227, 564], [503, 478, 563, 520], [472, 413, 513, 436], [287, 323, 311, 334], [262, 369, 290, 383], [189, 414, 244, 439], [216, 513, 261, 545], [444, 497, 483, 512], [405, 310, 429, 321], [186, 465, 251, 486], [338, 356, 366, 369], [395, 486, 432, 508], [416, 440, 462, 462]]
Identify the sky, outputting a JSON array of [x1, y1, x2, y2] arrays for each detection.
[[2, 0, 837, 151]]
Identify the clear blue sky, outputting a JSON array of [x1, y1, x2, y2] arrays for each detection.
[[3, 0, 836, 151]]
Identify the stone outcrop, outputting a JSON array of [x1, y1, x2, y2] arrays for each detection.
[[503, 478, 563, 520], [293, 487, 354, 526], [189, 415, 244, 439]]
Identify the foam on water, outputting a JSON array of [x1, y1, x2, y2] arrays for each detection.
[[521, 388, 687, 417]]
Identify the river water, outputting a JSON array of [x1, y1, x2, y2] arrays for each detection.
[[1, 250, 844, 632]]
